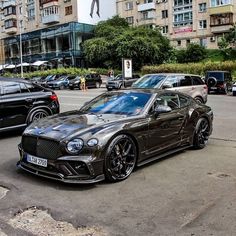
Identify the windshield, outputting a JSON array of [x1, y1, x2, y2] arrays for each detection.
[[110, 74, 122, 81], [206, 72, 224, 81], [80, 92, 152, 116], [132, 74, 166, 88]]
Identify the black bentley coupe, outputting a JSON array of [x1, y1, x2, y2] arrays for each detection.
[[17, 89, 213, 183]]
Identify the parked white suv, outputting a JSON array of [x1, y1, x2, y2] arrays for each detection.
[[132, 73, 208, 103]]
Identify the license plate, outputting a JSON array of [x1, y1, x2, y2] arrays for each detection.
[[211, 87, 217, 89], [27, 154, 47, 167], [232, 87, 236, 91]]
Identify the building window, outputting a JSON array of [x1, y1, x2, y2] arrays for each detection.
[[162, 25, 168, 34], [126, 16, 134, 24], [43, 6, 59, 16], [65, 6, 72, 15], [144, 0, 153, 3], [173, 12, 193, 27], [210, 13, 233, 26], [211, 0, 232, 7], [177, 40, 181, 46], [174, 0, 192, 7], [162, 10, 168, 18], [4, 19, 17, 28], [3, 6, 16, 16], [141, 10, 155, 20], [200, 38, 207, 47], [199, 20, 207, 29], [199, 3, 207, 12], [125, 2, 133, 10], [186, 39, 190, 45]]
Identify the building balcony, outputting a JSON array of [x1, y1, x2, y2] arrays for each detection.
[[2, 0, 16, 8], [4, 14, 17, 20], [209, 5, 233, 15], [211, 24, 233, 33], [5, 26, 17, 34], [138, 2, 156, 12], [42, 14, 60, 24], [138, 18, 157, 27]]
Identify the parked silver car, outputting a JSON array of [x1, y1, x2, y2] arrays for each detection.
[[132, 73, 208, 103]]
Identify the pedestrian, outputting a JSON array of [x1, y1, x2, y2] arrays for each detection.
[[90, 0, 100, 18], [80, 75, 87, 91], [108, 69, 114, 79]]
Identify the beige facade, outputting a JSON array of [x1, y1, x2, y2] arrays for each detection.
[[0, 0, 116, 66], [116, 0, 236, 49]]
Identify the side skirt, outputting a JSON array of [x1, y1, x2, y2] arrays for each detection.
[[137, 144, 192, 167]]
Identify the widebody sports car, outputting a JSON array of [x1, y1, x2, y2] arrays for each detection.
[[17, 89, 213, 183]]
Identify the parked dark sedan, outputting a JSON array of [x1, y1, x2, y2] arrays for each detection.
[[17, 89, 213, 183], [69, 73, 102, 90], [47, 75, 76, 90], [0, 77, 60, 132]]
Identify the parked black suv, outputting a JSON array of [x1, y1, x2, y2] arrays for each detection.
[[106, 74, 140, 91], [205, 71, 233, 94], [0, 77, 60, 132], [69, 73, 102, 90]]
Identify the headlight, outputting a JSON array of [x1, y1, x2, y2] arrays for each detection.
[[67, 139, 84, 154], [87, 138, 98, 147]]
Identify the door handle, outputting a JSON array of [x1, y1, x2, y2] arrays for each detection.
[[25, 98, 33, 102]]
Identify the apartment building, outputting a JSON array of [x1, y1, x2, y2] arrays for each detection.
[[117, 0, 236, 49], [0, 0, 116, 67]]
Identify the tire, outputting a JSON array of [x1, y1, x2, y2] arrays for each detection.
[[207, 77, 217, 87], [194, 96, 203, 103], [104, 134, 137, 182], [69, 87, 74, 90], [107, 88, 112, 91], [59, 85, 64, 90], [193, 118, 210, 149], [27, 109, 50, 124]]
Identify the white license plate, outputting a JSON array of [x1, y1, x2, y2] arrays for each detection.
[[232, 87, 236, 91], [211, 87, 217, 89], [27, 154, 47, 167]]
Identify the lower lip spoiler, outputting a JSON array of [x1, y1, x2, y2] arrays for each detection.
[[17, 162, 105, 184]]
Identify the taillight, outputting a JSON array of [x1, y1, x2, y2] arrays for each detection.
[[50, 94, 58, 101]]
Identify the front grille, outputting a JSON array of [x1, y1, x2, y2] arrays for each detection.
[[22, 135, 62, 160]]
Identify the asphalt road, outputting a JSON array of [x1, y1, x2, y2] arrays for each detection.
[[0, 89, 236, 236]]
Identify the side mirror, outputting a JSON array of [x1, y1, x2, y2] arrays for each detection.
[[162, 82, 173, 89], [154, 105, 172, 116]]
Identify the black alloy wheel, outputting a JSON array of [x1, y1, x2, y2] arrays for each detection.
[[105, 134, 137, 182], [193, 118, 210, 149], [28, 109, 49, 124]]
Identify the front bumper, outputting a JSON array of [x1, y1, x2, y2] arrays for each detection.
[[17, 145, 105, 184]]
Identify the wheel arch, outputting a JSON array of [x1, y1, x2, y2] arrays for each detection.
[[26, 105, 53, 123]]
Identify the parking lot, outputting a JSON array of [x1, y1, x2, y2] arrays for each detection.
[[0, 88, 236, 236]]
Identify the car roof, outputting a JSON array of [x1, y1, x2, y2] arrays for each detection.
[[206, 71, 230, 73], [0, 77, 31, 83]]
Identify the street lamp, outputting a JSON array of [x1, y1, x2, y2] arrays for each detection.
[[19, 18, 23, 78]]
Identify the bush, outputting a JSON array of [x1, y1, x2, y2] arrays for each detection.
[[141, 61, 236, 76]]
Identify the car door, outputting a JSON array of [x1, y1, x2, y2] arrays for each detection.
[[85, 74, 93, 87], [146, 93, 187, 157], [1, 81, 33, 128]]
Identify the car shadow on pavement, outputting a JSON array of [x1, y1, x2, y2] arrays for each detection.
[[0, 130, 23, 140]]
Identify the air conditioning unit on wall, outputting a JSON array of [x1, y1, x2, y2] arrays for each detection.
[[210, 36, 216, 42]]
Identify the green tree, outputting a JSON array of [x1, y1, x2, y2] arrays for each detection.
[[83, 16, 172, 70]]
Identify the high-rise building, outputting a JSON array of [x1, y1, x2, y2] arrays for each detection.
[[117, 0, 236, 49], [0, 0, 116, 67]]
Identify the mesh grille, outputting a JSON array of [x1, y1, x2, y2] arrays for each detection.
[[22, 136, 62, 160]]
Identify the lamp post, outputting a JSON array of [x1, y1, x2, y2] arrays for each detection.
[[19, 18, 23, 78]]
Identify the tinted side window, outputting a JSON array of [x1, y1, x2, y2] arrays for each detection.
[[164, 76, 179, 87], [179, 76, 192, 86], [25, 83, 43, 92], [19, 83, 30, 93], [179, 94, 190, 108], [157, 94, 179, 110], [192, 76, 204, 85], [2, 81, 21, 95]]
